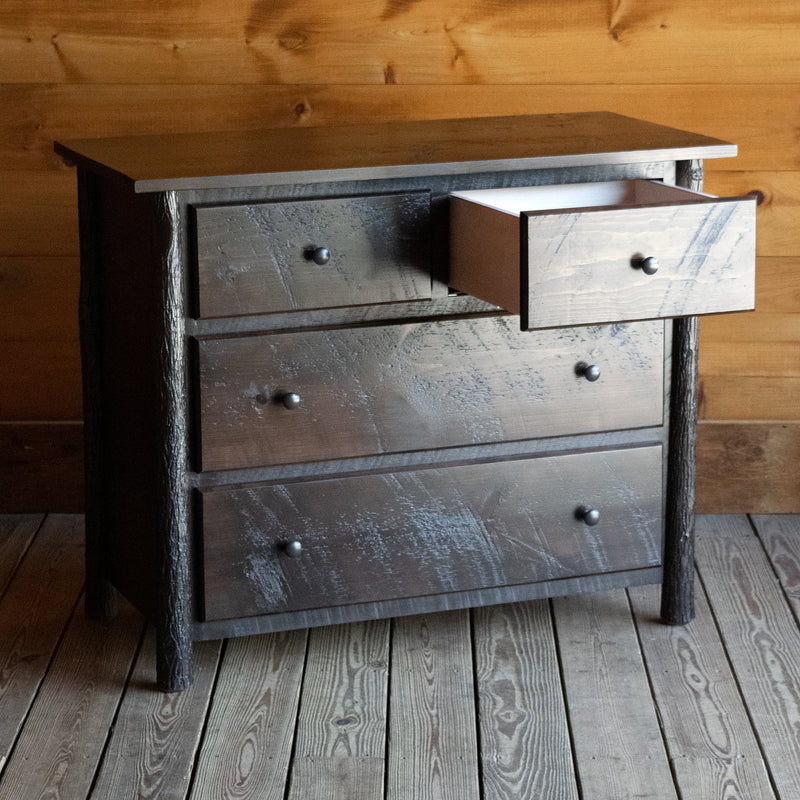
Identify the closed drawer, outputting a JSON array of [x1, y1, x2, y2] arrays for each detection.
[[193, 191, 431, 318], [197, 317, 664, 472], [200, 445, 663, 621], [450, 179, 756, 329]]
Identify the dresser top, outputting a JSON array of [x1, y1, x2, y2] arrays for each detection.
[[55, 112, 736, 193]]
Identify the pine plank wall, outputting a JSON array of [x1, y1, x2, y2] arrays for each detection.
[[1, 1, 798, 512]]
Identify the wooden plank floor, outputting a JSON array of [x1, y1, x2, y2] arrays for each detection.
[[1, 515, 799, 799]]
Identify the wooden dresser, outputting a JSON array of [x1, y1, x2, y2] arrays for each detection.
[[55, 113, 756, 692]]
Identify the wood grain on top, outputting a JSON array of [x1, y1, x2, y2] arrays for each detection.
[[54, 113, 736, 192]]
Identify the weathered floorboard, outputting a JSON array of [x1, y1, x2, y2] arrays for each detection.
[[630, 578, 776, 799], [695, 515, 800, 800], [751, 514, 800, 611], [90, 629, 223, 800], [288, 620, 390, 800], [0, 593, 145, 799], [473, 601, 579, 800], [3, 514, 800, 798], [553, 590, 678, 800], [387, 610, 480, 800], [189, 630, 308, 800], [0, 513, 42, 594], [0, 514, 85, 770]]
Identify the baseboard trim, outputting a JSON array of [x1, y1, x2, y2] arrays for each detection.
[[0, 422, 84, 513], [696, 421, 800, 514]]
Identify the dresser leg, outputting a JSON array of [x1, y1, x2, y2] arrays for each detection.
[[661, 316, 698, 625], [84, 536, 118, 621], [154, 189, 194, 693], [78, 168, 119, 623], [156, 624, 194, 693]]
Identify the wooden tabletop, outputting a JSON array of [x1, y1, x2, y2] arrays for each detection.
[[54, 112, 736, 193]]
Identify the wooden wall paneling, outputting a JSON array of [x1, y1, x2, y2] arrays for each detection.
[[1, 1, 798, 511], [699, 377, 800, 422], [2, 1, 799, 85], [699, 313, 800, 419], [752, 257, 800, 312], [3, 84, 799, 173], [704, 171, 800, 257], [0, 256, 79, 340], [1, 341, 81, 420], [0, 189, 77, 256], [0, 423, 83, 512], [696, 422, 800, 514]]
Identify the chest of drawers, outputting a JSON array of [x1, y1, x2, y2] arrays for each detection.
[[56, 113, 755, 691]]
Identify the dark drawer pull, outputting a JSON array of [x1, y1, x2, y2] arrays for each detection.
[[633, 255, 660, 275], [281, 392, 302, 410], [576, 506, 601, 526], [306, 246, 331, 266], [282, 540, 303, 558], [576, 362, 601, 382]]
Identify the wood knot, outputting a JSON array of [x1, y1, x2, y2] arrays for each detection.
[[384, 63, 397, 84], [746, 189, 766, 206], [278, 29, 307, 51], [293, 101, 312, 121]]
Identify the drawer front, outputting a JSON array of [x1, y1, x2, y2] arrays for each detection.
[[521, 196, 755, 329], [450, 180, 756, 329], [200, 445, 664, 621], [194, 191, 431, 318], [197, 317, 664, 472]]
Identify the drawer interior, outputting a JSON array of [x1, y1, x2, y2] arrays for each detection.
[[450, 179, 709, 215]]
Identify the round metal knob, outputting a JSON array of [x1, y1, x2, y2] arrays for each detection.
[[310, 247, 331, 266], [283, 540, 303, 558], [576, 362, 601, 382], [635, 255, 659, 275], [281, 392, 302, 410], [576, 506, 600, 527]]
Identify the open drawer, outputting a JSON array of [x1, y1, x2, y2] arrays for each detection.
[[450, 179, 756, 329]]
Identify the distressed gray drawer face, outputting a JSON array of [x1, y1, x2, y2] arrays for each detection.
[[449, 179, 756, 329], [193, 191, 431, 318], [200, 445, 663, 621], [197, 317, 664, 472]]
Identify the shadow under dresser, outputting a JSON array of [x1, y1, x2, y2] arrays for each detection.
[[55, 113, 756, 691]]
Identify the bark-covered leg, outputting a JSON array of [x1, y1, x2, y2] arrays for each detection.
[[155, 189, 194, 692], [661, 315, 698, 625]]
